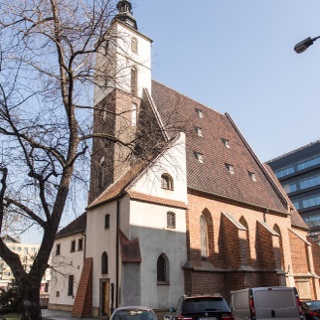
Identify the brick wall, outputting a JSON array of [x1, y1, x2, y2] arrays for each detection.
[[289, 230, 310, 274], [185, 191, 288, 296]]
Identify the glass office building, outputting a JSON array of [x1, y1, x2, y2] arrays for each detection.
[[267, 140, 320, 243]]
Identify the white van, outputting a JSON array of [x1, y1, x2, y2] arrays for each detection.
[[228, 286, 305, 320]]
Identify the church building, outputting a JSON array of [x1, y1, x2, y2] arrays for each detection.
[[48, 1, 320, 317]]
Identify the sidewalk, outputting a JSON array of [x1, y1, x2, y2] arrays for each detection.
[[42, 309, 97, 320]]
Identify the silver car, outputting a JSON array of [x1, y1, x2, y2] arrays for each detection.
[[110, 306, 158, 320]]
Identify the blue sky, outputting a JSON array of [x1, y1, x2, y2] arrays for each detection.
[[21, 1, 320, 243], [133, 1, 320, 163]]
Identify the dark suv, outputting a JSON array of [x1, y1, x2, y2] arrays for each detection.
[[165, 294, 234, 320]]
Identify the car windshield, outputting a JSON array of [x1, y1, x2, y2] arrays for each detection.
[[112, 309, 156, 320], [305, 301, 320, 309], [182, 298, 229, 313]]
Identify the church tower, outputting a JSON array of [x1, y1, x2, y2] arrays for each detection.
[[89, 0, 153, 203]]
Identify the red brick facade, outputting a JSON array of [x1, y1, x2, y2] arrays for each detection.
[[184, 190, 318, 298]]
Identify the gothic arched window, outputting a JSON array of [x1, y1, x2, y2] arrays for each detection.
[[157, 254, 169, 283], [101, 252, 108, 274], [239, 216, 250, 265], [200, 215, 209, 259]]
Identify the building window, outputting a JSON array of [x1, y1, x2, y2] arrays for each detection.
[[195, 108, 203, 118], [225, 163, 234, 174], [101, 252, 108, 274], [297, 154, 320, 171], [248, 171, 256, 181], [157, 254, 169, 283], [131, 37, 138, 54], [56, 244, 61, 256], [194, 151, 204, 163], [78, 238, 83, 251], [71, 240, 76, 252], [221, 138, 230, 148], [200, 215, 208, 259], [161, 173, 174, 190], [99, 157, 106, 188], [274, 165, 294, 178], [132, 103, 137, 126], [131, 67, 138, 96], [195, 127, 203, 137], [167, 212, 176, 229], [56, 291, 60, 297], [105, 214, 110, 229], [68, 275, 74, 296], [102, 106, 107, 122]]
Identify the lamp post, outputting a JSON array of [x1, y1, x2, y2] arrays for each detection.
[[294, 36, 320, 54]]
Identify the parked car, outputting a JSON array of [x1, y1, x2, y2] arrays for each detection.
[[165, 294, 234, 320], [301, 300, 320, 320], [228, 286, 305, 320], [110, 306, 158, 320]]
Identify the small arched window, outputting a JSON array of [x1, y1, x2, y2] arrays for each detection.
[[131, 37, 138, 54], [157, 254, 169, 283], [200, 215, 208, 259], [161, 174, 174, 190], [101, 252, 108, 274], [131, 67, 138, 96]]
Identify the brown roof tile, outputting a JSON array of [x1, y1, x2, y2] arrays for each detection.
[[151, 80, 288, 214], [56, 212, 87, 239]]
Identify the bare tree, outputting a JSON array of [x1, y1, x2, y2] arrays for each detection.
[[0, 0, 147, 319]]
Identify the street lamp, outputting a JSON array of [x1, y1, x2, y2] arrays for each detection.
[[294, 35, 320, 54]]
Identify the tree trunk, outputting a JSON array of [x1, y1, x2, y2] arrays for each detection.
[[20, 275, 43, 320]]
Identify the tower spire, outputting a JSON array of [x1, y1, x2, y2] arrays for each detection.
[[113, 0, 138, 30]]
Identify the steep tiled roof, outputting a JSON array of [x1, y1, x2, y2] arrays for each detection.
[[56, 212, 87, 239], [151, 80, 288, 214], [87, 162, 147, 209]]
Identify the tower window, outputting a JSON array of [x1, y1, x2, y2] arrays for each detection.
[[99, 157, 106, 188], [131, 37, 138, 54], [56, 244, 60, 256], [132, 103, 137, 126], [131, 67, 138, 96]]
